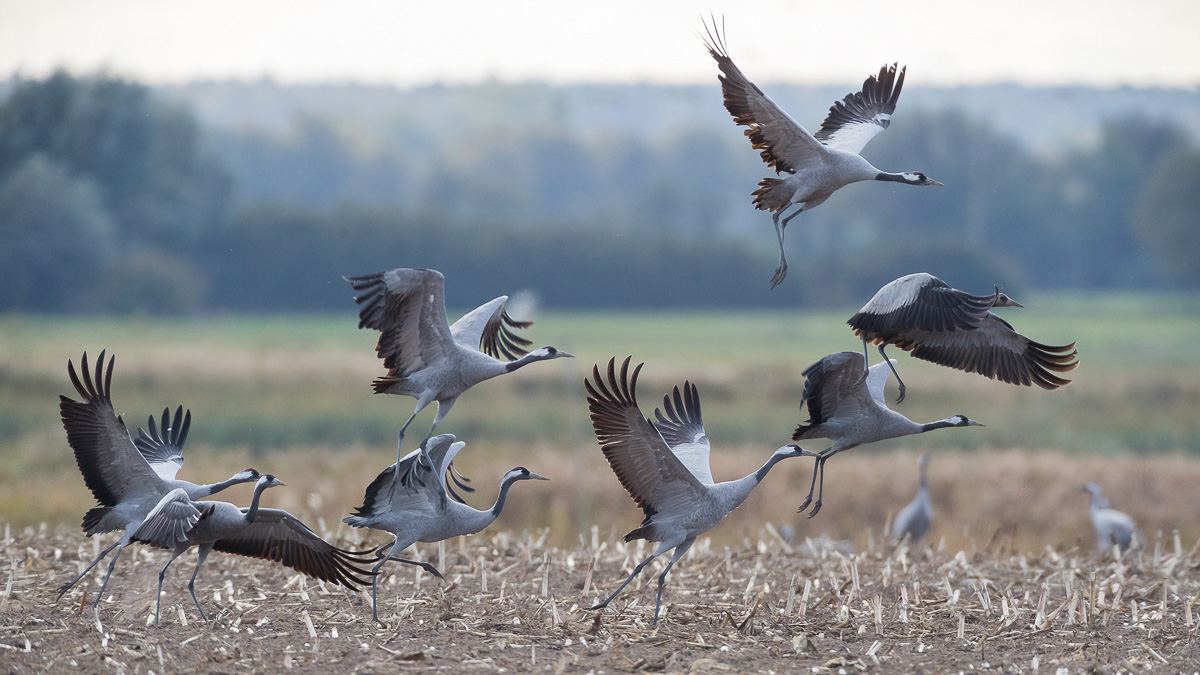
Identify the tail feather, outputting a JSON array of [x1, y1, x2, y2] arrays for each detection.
[[751, 177, 792, 212]]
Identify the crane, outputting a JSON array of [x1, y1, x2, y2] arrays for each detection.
[[891, 454, 932, 545], [584, 356, 807, 625], [792, 351, 983, 517], [1083, 482, 1138, 552], [702, 18, 942, 288], [345, 267, 572, 487], [848, 272, 1079, 401], [131, 473, 375, 624], [56, 351, 262, 608], [343, 433, 548, 622]]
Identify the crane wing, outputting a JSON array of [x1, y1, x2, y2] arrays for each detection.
[[904, 314, 1078, 389], [449, 296, 534, 360], [134, 406, 190, 481], [60, 351, 166, 509], [702, 19, 828, 175], [793, 351, 878, 439], [213, 509, 376, 588], [345, 268, 455, 382], [849, 273, 998, 344], [813, 64, 905, 155], [652, 381, 714, 485], [585, 358, 707, 520], [864, 359, 896, 406], [347, 449, 445, 523], [130, 488, 204, 548]]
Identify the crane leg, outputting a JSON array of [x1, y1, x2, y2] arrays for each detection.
[[152, 548, 186, 625], [393, 408, 425, 489], [651, 539, 694, 626], [369, 538, 441, 623], [57, 539, 121, 600], [878, 344, 906, 403], [187, 546, 213, 624], [797, 454, 833, 518], [90, 537, 133, 609], [587, 547, 668, 613]]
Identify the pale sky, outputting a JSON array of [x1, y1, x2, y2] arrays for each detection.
[[1, 0, 1198, 88]]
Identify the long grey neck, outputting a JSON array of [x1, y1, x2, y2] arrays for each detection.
[[504, 353, 550, 373], [752, 451, 792, 484], [489, 477, 521, 518], [875, 171, 913, 184], [918, 463, 928, 491], [920, 419, 957, 433], [244, 482, 269, 524], [198, 474, 252, 498]]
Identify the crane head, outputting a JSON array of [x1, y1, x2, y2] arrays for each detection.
[[900, 172, 943, 187], [948, 415, 984, 427], [258, 473, 287, 488], [233, 468, 261, 482], [991, 285, 1024, 308], [506, 467, 550, 482], [531, 346, 573, 360]]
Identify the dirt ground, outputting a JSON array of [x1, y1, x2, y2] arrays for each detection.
[[3, 523, 1200, 674]]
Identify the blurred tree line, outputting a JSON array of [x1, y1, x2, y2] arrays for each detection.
[[2, 71, 1198, 314]]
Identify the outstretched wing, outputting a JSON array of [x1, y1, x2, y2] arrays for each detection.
[[130, 488, 204, 548], [213, 509, 376, 589], [345, 268, 455, 382], [585, 357, 707, 521], [652, 381, 714, 485], [849, 273, 996, 343], [134, 406, 191, 481], [702, 18, 828, 175], [813, 63, 905, 155], [449, 296, 534, 360], [60, 351, 165, 508], [906, 314, 1078, 389], [793, 351, 877, 439]]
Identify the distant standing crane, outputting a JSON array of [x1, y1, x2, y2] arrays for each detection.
[[56, 351, 261, 607], [792, 352, 983, 517], [702, 18, 942, 288], [848, 272, 1078, 402], [343, 434, 548, 622], [891, 454, 932, 545], [1083, 482, 1139, 552], [345, 268, 572, 487], [585, 357, 807, 625]]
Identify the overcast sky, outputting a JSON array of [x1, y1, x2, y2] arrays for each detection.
[[2, 0, 1198, 88]]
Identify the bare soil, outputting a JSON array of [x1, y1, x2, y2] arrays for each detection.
[[3, 524, 1200, 673]]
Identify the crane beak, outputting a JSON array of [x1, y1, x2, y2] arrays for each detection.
[[1010, 300, 1025, 308], [275, 479, 288, 486], [558, 351, 575, 359], [968, 421, 985, 427], [928, 179, 944, 186], [527, 472, 550, 481]]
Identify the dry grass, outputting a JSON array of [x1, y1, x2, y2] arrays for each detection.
[[4, 519, 1200, 673]]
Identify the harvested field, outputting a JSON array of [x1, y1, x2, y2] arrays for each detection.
[[4, 522, 1200, 673]]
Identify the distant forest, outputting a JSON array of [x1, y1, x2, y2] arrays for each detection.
[[1, 71, 1198, 314]]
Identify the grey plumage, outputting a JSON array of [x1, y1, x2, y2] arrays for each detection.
[[1084, 482, 1138, 553], [891, 454, 932, 545], [848, 273, 1078, 401], [56, 351, 262, 607], [343, 434, 548, 622], [133, 473, 376, 624], [585, 357, 806, 625], [345, 267, 572, 488], [701, 18, 941, 289], [792, 352, 983, 517]]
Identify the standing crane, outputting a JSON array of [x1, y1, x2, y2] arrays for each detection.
[[1083, 482, 1139, 553], [848, 273, 1079, 402], [345, 267, 572, 487], [57, 351, 262, 607], [343, 433, 548, 622], [891, 454, 932, 546], [131, 473, 375, 624], [585, 357, 807, 625], [702, 18, 942, 288], [792, 351, 983, 517]]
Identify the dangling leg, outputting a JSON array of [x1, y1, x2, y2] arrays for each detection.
[[57, 539, 121, 600], [423, 399, 475, 496], [187, 545, 213, 624], [768, 205, 806, 289], [587, 543, 670, 612], [90, 535, 134, 609], [152, 548, 186, 625], [394, 408, 423, 486], [796, 452, 825, 514], [878, 344, 906, 403], [651, 539, 695, 626], [806, 456, 829, 518]]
